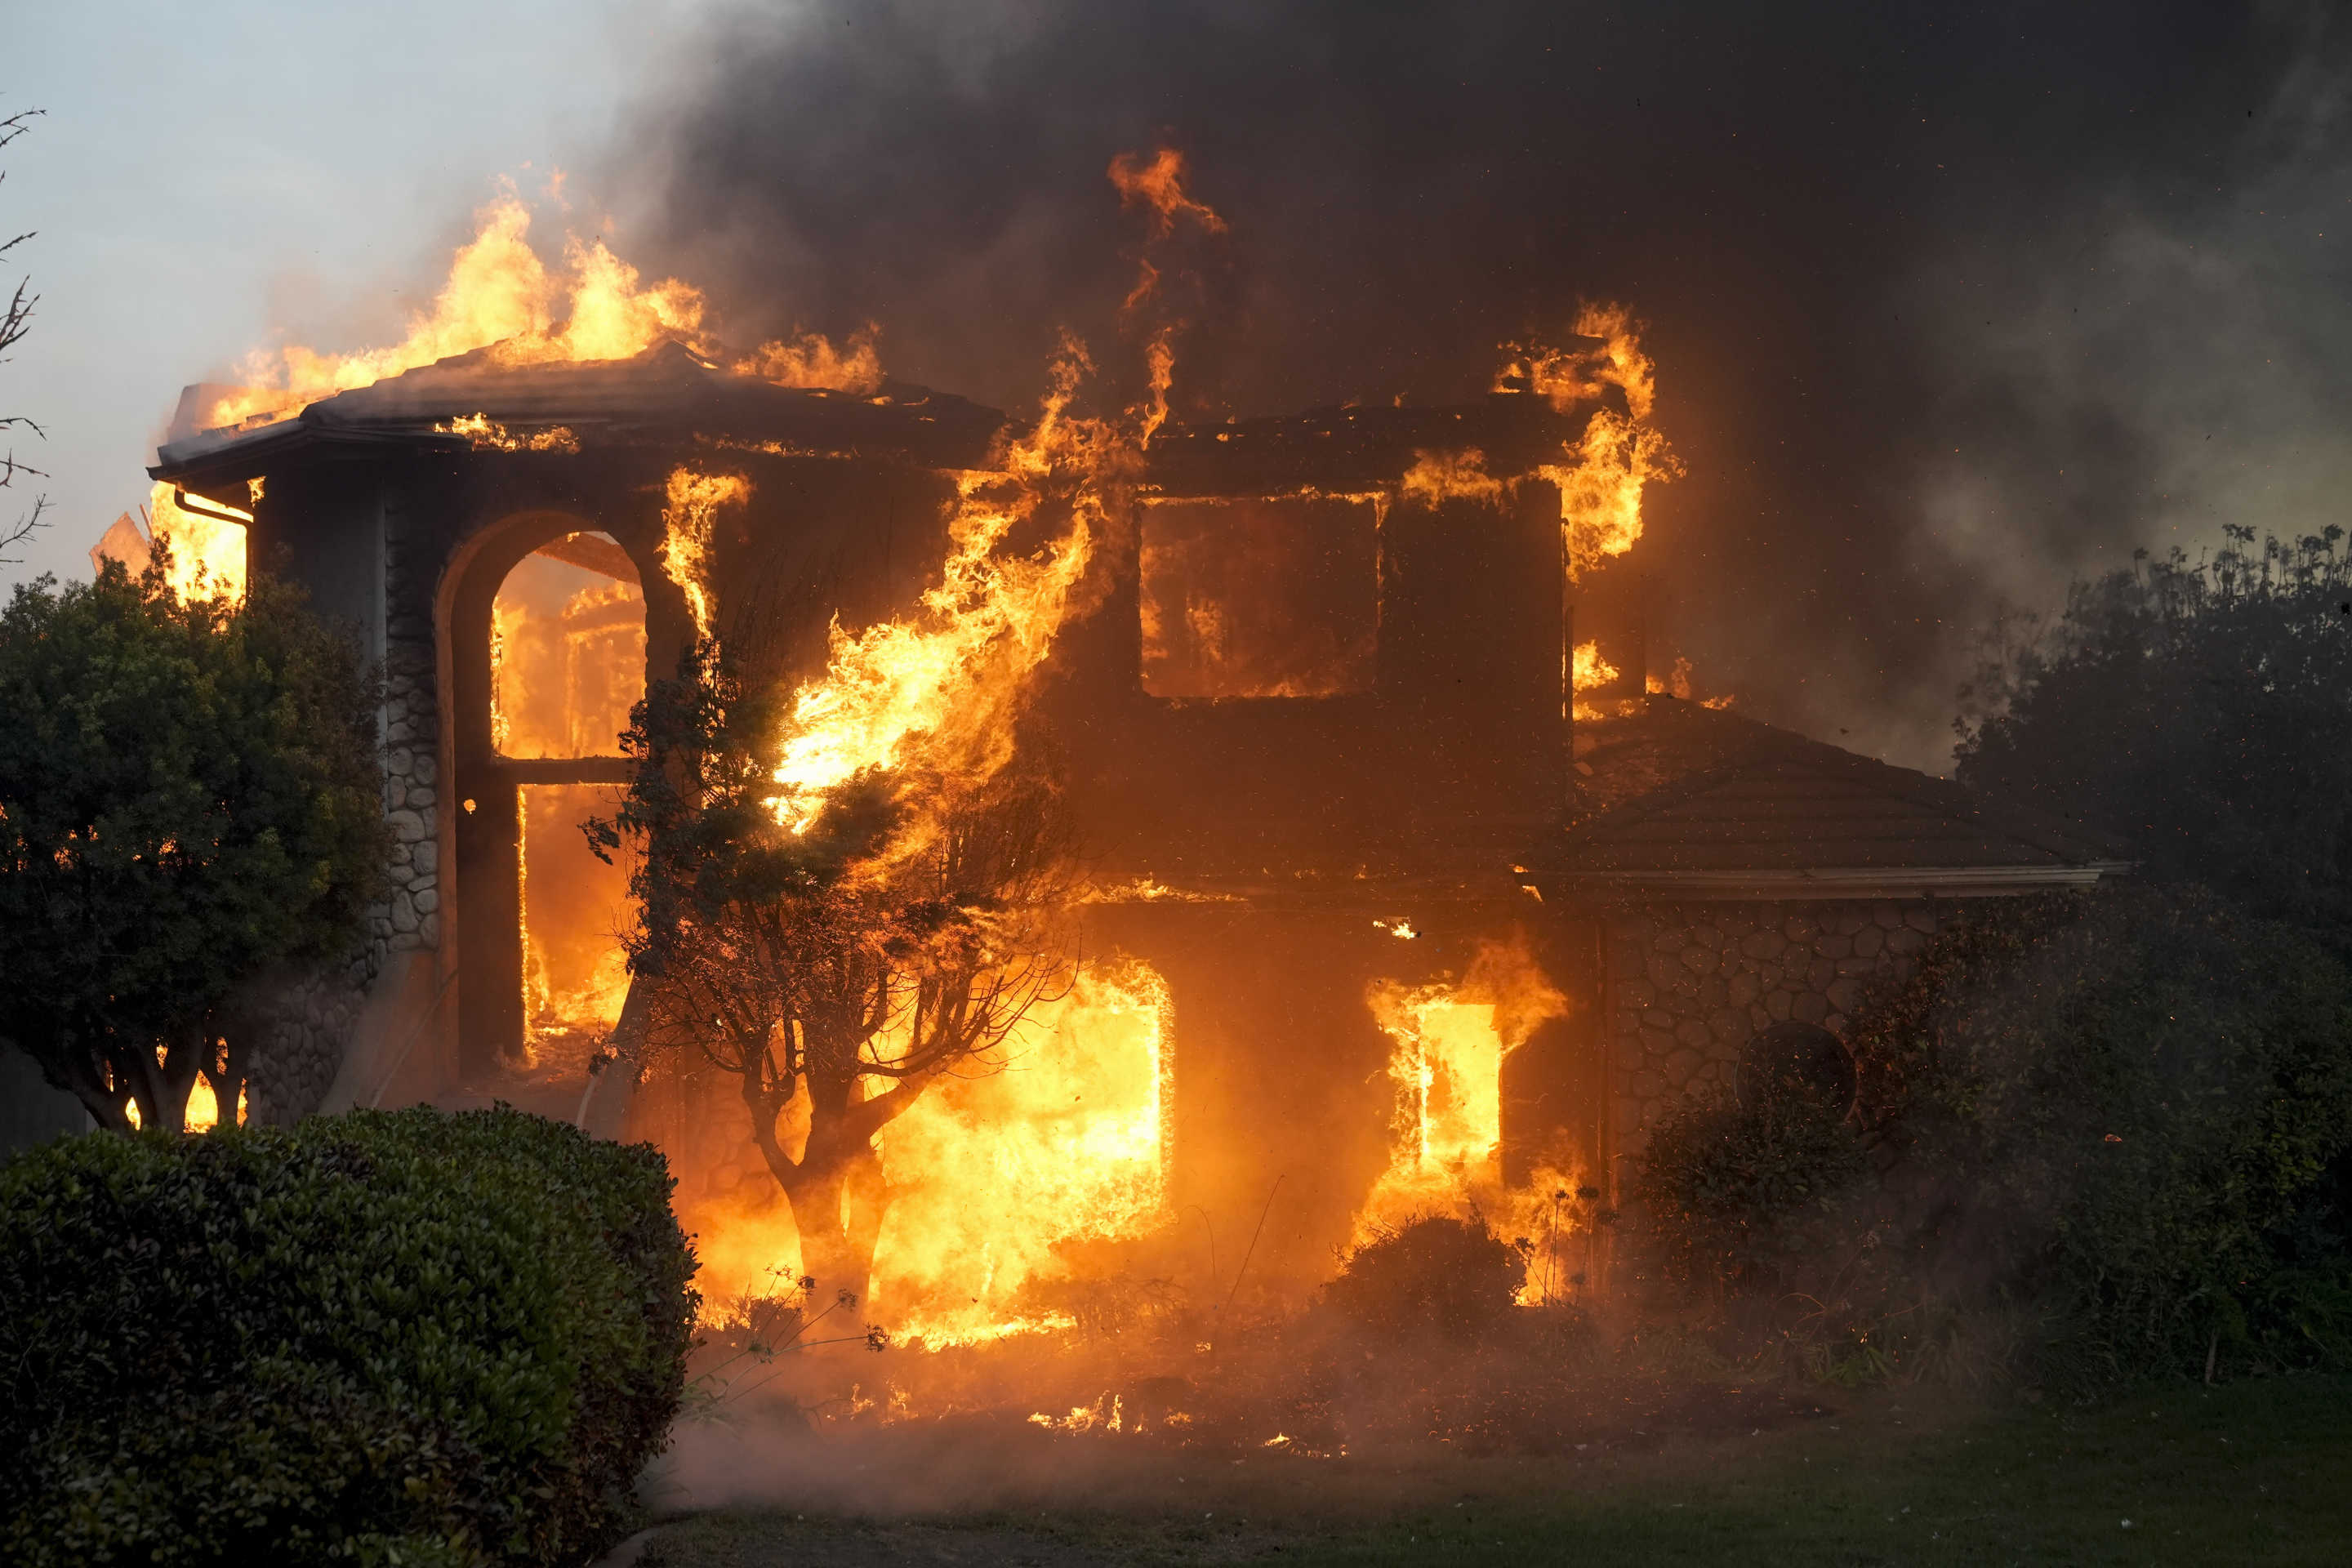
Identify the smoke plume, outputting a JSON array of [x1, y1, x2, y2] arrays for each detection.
[[604, 0, 2352, 769]]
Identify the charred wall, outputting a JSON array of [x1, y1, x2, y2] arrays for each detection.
[[1043, 479, 1567, 883]]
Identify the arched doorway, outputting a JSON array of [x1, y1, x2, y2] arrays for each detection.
[[448, 522, 649, 1071]]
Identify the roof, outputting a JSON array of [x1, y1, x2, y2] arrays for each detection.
[[1537, 697, 2134, 900], [149, 340, 1011, 490], [1146, 392, 1588, 495], [152, 338, 1599, 500]]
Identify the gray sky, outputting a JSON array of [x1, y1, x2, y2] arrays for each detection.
[[2, 0, 714, 590]]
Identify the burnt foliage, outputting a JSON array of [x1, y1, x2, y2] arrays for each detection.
[[0, 1107, 697, 1568]]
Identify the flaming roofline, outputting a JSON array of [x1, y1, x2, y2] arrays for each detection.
[[153, 336, 1610, 501], [150, 338, 1012, 490]]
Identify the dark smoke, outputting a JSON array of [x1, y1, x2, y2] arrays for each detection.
[[608, 1, 2352, 768]]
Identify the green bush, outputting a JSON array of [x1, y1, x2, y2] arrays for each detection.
[[0, 1107, 697, 1567], [1632, 888, 2352, 1389], [1321, 1214, 1524, 1344], [1850, 887, 2352, 1384], [1631, 1081, 1867, 1300]]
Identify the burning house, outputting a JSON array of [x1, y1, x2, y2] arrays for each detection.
[[134, 191, 2127, 1334]]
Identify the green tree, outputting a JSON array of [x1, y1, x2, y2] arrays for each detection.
[[1956, 527, 2352, 931], [593, 644, 1072, 1305], [0, 559, 385, 1132]]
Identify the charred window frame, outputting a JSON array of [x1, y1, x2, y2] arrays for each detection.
[[1136, 494, 1384, 700]]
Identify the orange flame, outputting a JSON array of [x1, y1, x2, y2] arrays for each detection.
[[1498, 305, 1682, 582], [433, 412, 580, 452], [1136, 331, 1176, 448], [765, 336, 1114, 838], [1354, 937, 1592, 1300], [658, 467, 751, 644], [1401, 448, 1506, 506], [181, 1075, 246, 1133], [146, 483, 247, 604], [679, 957, 1173, 1343], [1504, 301, 1658, 421], [1107, 147, 1227, 238], [735, 326, 885, 394], [1538, 408, 1682, 581], [1572, 639, 1619, 690], [871, 957, 1172, 1345], [201, 192, 710, 432]]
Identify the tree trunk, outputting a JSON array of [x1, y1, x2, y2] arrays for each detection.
[[744, 1068, 931, 1315], [776, 1157, 884, 1312]]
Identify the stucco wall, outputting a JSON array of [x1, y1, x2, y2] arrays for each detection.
[[1606, 898, 1944, 1160]]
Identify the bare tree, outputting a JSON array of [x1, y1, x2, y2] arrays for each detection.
[[594, 645, 1077, 1304], [0, 105, 45, 566]]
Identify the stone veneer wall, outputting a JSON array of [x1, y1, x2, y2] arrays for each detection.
[[1606, 898, 1944, 1159], [378, 503, 443, 958], [248, 492, 443, 1122]]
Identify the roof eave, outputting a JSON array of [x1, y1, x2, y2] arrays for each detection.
[[149, 420, 465, 488]]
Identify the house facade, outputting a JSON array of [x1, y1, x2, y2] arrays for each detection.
[[139, 342, 2128, 1278]]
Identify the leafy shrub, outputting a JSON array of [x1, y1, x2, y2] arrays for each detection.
[[0, 1107, 697, 1567], [1321, 1214, 1523, 1344], [1632, 1080, 1867, 1300], [1632, 887, 2352, 1389], [1847, 886, 2352, 1384]]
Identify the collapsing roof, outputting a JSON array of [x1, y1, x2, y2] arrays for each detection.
[[1538, 696, 2132, 900]]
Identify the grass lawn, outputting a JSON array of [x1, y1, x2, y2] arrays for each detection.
[[630, 1373, 2352, 1566]]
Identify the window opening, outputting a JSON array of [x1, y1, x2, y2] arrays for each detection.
[[492, 532, 645, 759], [1138, 496, 1379, 697]]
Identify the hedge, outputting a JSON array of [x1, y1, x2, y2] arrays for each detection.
[[0, 1107, 697, 1567], [1632, 887, 2352, 1388]]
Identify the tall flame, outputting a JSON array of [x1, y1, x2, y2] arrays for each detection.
[[766, 337, 1115, 837], [658, 467, 751, 643], [1539, 408, 1683, 581], [1498, 304, 1684, 581], [871, 957, 1172, 1345], [1353, 936, 1591, 1301], [201, 194, 702, 430], [1509, 302, 1657, 421]]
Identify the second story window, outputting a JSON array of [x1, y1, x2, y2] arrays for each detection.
[[1138, 496, 1379, 699]]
